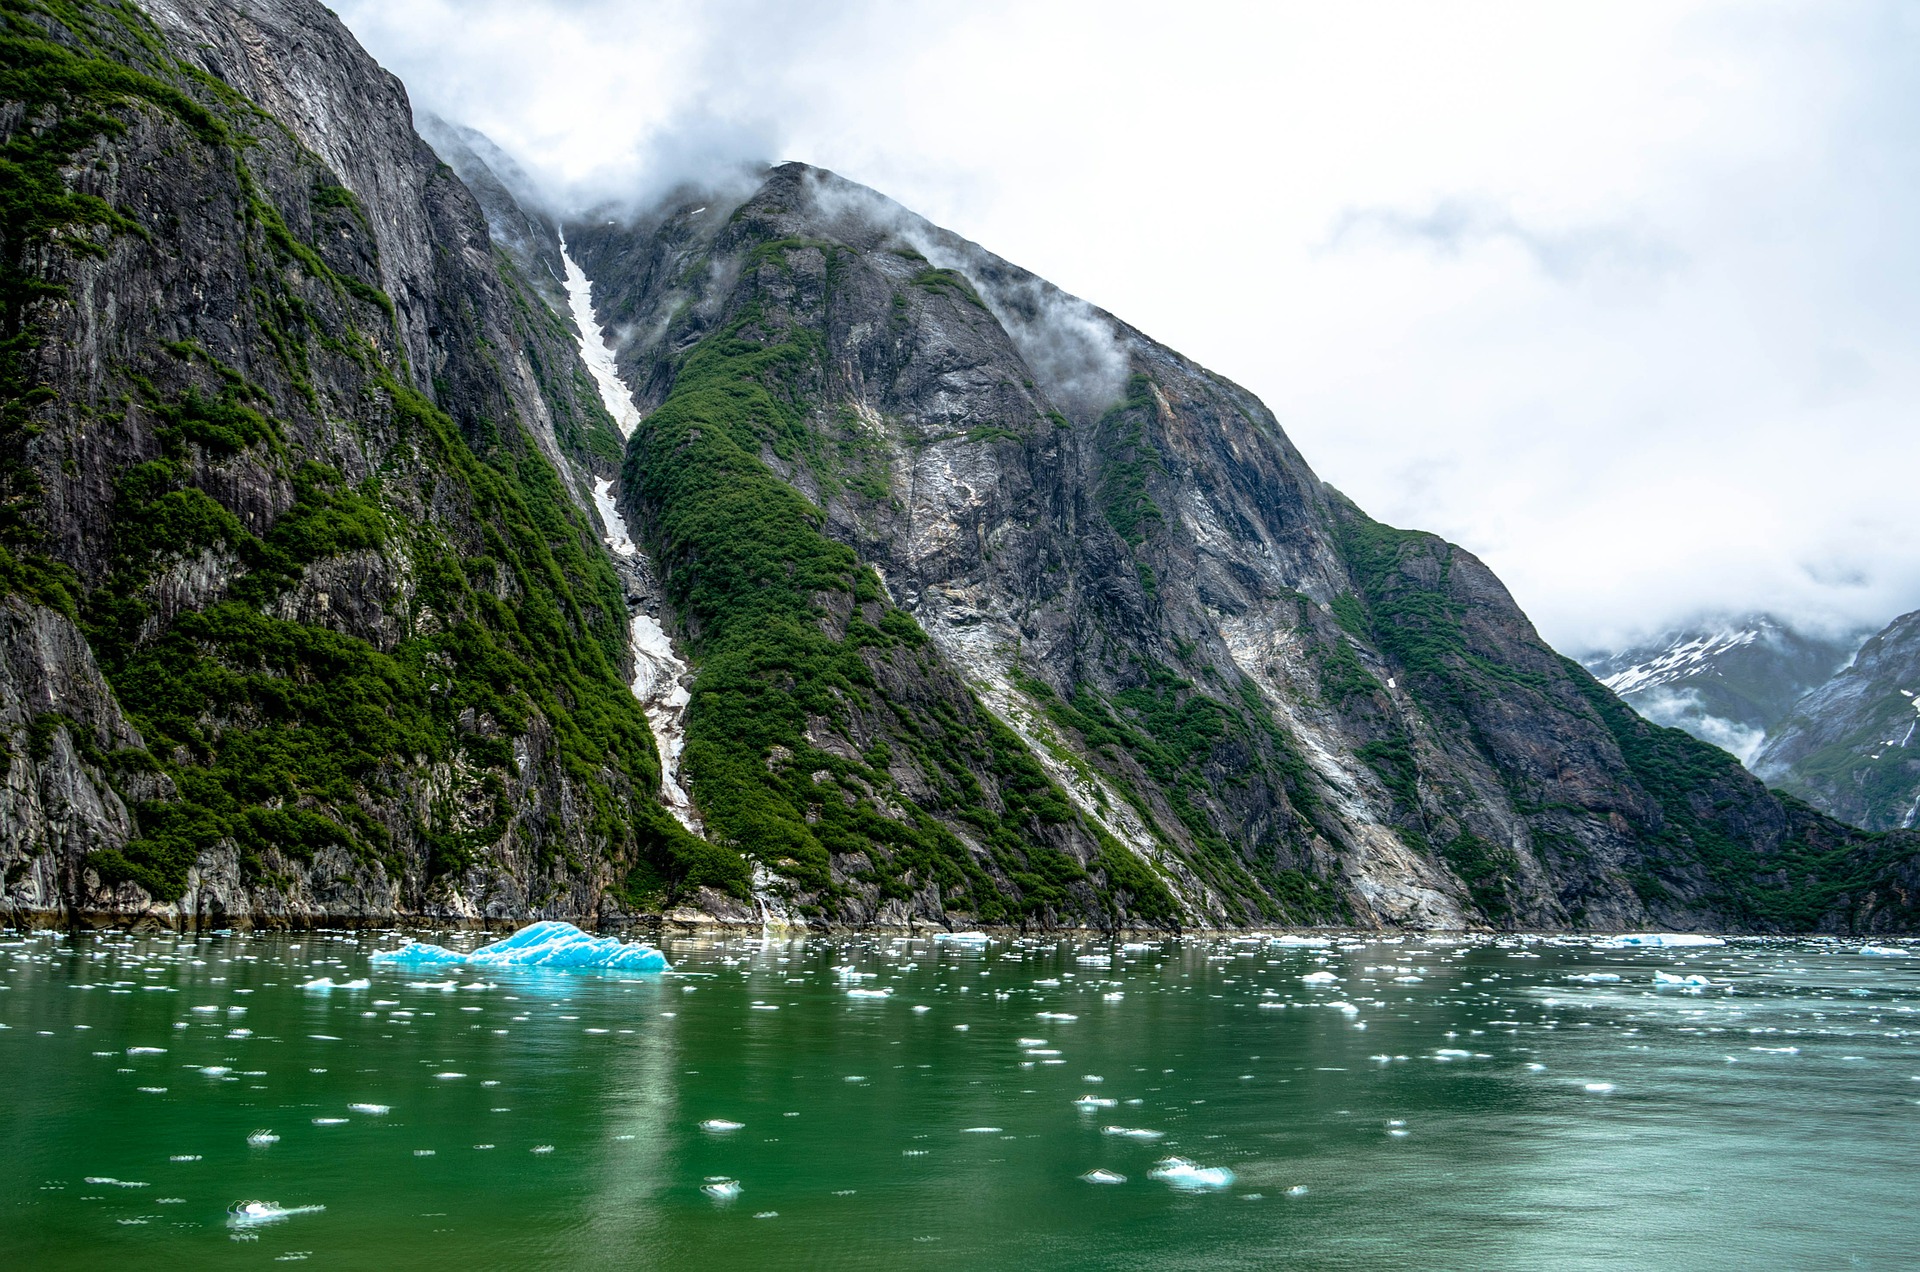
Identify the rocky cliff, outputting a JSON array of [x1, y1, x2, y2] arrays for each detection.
[[1754, 610, 1920, 832], [3, 0, 1917, 933], [0, 0, 718, 928]]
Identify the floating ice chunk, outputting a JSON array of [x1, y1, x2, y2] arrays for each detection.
[[961, 1127, 1002, 1133], [227, 1201, 323, 1228], [1603, 934, 1725, 948], [434, 1072, 465, 1080], [1433, 1049, 1473, 1061], [1074, 1096, 1118, 1110], [1037, 1012, 1078, 1022], [1583, 1082, 1616, 1094], [1286, 1185, 1309, 1198], [247, 1130, 279, 1146], [1102, 1126, 1164, 1140], [348, 1104, 389, 1116], [1082, 1169, 1126, 1184], [298, 977, 370, 991], [311, 1118, 348, 1126], [1300, 972, 1338, 984], [1120, 942, 1155, 952], [371, 921, 670, 973], [127, 1046, 166, 1055], [846, 988, 893, 999], [1149, 1158, 1235, 1191], [1017, 1037, 1048, 1047], [1328, 1001, 1361, 1015], [934, 931, 990, 944], [1569, 973, 1622, 983], [1653, 971, 1717, 988], [700, 1120, 744, 1133], [1269, 936, 1331, 947], [912, 1004, 932, 1013], [1860, 945, 1911, 957], [702, 1178, 741, 1202]]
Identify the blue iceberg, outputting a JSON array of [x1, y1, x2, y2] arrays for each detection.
[[370, 921, 671, 973]]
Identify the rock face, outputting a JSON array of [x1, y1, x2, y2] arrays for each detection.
[[3, 1, 1917, 933], [1583, 616, 1862, 766], [0, 0, 711, 928], [1754, 610, 1920, 832], [556, 165, 1920, 933]]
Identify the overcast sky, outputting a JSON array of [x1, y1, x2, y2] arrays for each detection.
[[334, 0, 1920, 655]]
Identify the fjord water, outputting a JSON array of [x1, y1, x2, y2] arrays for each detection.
[[3, 930, 1916, 1270]]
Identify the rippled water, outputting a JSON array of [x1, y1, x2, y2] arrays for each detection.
[[3, 927, 1917, 1269]]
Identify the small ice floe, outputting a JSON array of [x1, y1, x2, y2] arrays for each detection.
[[1081, 1169, 1126, 1184], [1120, 942, 1155, 952], [1652, 971, 1719, 988], [311, 1118, 348, 1126], [961, 1127, 1002, 1134], [1750, 1046, 1800, 1055], [84, 1177, 148, 1187], [1568, 973, 1622, 983], [700, 1120, 744, 1133], [1860, 945, 1912, 957], [127, 1046, 166, 1055], [298, 977, 370, 991], [531, 1146, 554, 1154], [1074, 1096, 1118, 1110], [227, 1201, 323, 1229], [1286, 1185, 1309, 1198], [1300, 972, 1338, 984], [347, 1104, 389, 1115], [1433, 1049, 1474, 1061], [702, 1177, 742, 1202], [846, 988, 892, 999], [1017, 1037, 1047, 1047], [1037, 1012, 1078, 1022], [1149, 1158, 1235, 1191], [201, 1065, 232, 1077], [1603, 933, 1725, 948], [933, 931, 990, 945], [1269, 936, 1331, 948], [247, 1130, 279, 1146], [1102, 1126, 1164, 1140], [433, 1072, 465, 1080], [370, 921, 670, 973], [1583, 1082, 1616, 1094], [913, 1005, 932, 1013]]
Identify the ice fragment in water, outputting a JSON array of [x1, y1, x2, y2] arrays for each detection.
[[370, 921, 670, 972], [1082, 1169, 1126, 1184], [1653, 971, 1717, 987], [227, 1202, 324, 1228], [1569, 973, 1621, 983], [347, 1104, 389, 1115], [1300, 972, 1338, 984], [1149, 1158, 1235, 1191], [846, 987, 892, 998], [962, 1126, 1002, 1134], [933, 931, 990, 945], [1583, 1082, 1616, 1093], [702, 1178, 742, 1202], [1286, 1185, 1309, 1198], [1602, 933, 1725, 948], [1860, 945, 1911, 957], [1102, 1126, 1164, 1140], [1075, 1096, 1117, 1109], [247, 1130, 279, 1146], [298, 977, 369, 991], [700, 1119, 744, 1132]]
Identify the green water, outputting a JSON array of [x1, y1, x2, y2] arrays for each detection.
[[2, 927, 1917, 1270]]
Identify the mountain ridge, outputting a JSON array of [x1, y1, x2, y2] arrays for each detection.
[[1, 0, 1916, 933]]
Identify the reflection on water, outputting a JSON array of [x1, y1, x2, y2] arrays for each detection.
[[1, 927, 1915, 1270]]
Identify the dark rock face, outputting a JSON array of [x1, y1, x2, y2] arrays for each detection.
[[564, 165, 1920, 932], [0, 0, 700, 927], [1754, 610, 1920, 832], [3, 3, 1916, 933]]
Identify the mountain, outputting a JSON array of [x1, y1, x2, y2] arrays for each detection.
[[1753, 610, 1920, 831], [1582, 617, 1862, 764], [2, 0, 1918, 933]]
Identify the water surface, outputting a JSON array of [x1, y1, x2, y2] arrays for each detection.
[[3, 927, 1916, 1269]]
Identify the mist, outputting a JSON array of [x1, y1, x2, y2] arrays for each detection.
[[334, 0, 1920, 654]]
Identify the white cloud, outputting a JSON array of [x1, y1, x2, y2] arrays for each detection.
[[335, 0, 1920, 653]]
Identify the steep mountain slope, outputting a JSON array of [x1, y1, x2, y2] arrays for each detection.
[[1583, 616, 1861, 764], [1754, 610, 1920, 831], [4, 0, 1918, 934], [554, 166, 1920, 933], [0, 0, 717, 926]]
